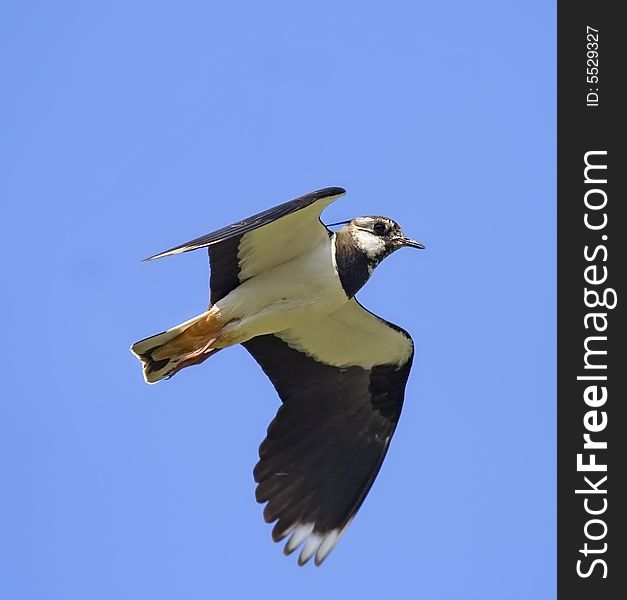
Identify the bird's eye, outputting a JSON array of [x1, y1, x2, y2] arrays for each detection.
[[373, 222, 387, 235]]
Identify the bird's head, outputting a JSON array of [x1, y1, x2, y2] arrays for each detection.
[[341, 216, 424, 269]]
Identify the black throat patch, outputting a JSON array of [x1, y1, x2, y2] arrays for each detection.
[[334, 229, 371, 298]]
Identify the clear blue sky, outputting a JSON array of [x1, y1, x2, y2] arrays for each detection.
[[0, 2, 555, 598]]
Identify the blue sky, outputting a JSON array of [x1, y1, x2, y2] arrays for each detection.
[[0, 2, 555, 599]]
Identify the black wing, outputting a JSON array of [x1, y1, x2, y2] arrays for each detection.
[[143, 187, 345, 305], [243, 299, 414, 565], [143, 187, 345, 257]]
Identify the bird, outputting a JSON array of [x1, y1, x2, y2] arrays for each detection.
[[131, 187, 424, 566]]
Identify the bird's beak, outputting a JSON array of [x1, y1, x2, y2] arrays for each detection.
[[400, 237, 425, 249]]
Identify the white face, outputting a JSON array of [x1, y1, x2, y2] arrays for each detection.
[[351, 226, 386, 258], [350, 216, 399, 262]]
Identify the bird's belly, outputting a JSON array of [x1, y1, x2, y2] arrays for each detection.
[[213, 240, 347, 345]]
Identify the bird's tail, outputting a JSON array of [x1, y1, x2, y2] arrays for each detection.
[[131, 309, 223, 383]]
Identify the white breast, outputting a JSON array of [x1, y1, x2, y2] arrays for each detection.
[[214, 234, 348, 342]]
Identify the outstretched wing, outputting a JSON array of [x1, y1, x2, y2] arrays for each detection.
[[243, 299, 414, 566], [143, 187, 346, 304]]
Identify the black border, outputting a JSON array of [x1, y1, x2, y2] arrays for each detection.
[[558, 2, 625, 597]]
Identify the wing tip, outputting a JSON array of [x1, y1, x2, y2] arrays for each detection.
[[272, 520, 351, 566], [312, 186, 346, 199], [141, 245, 202, 262]]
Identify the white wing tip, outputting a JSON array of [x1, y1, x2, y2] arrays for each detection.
[[284, 523, 314, 554], [142, 244, 202, 262], [298, 532, 323, 566], [281, 520, 352, 566]]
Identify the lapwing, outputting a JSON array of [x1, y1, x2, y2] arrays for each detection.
[[131, 187, 424, 566]]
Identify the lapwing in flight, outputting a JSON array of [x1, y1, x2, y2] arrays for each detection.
[[131, 187, 424, 565]]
